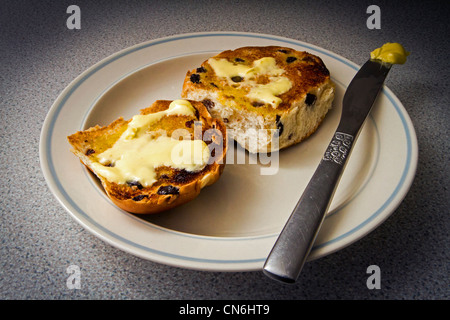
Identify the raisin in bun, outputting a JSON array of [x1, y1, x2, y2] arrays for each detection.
[[68, 99, 227, 214], [181, 46, 335, 153]]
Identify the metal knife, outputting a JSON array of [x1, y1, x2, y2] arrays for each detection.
[[263, 58, 392, 283]]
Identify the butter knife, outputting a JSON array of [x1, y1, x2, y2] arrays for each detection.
[[263, 58, 392, 283]]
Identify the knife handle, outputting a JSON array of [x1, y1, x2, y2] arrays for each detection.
[[263, 131, 354, 283]]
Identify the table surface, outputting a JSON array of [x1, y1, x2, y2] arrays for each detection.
[[1, 0, 448, 300]]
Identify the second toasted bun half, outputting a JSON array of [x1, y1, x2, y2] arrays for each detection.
[[181, 46, 335, 153]]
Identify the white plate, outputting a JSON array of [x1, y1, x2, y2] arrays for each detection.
[[40, 32, 418, 271]]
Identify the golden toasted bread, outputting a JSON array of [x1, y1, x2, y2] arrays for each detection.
[[68, 99, 227, 214], [181, 46, 335, 153]]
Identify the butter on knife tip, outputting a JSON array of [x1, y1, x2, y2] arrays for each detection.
[[370, 42, 410, 65]]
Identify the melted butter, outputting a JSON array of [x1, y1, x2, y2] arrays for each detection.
[[91, 100, 210, 187], [245, 57, 285, 77], [207, 58, 250, 78], [122, 99, 196, 139], [370, 42, 410, 64], [208, 57, 292, 108], [247, 77, 292, 105]]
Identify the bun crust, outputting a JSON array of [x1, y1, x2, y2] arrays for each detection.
[[68, 100, 227, 214]]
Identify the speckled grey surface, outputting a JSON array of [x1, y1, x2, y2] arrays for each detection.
[[1, 0, 449, 300]]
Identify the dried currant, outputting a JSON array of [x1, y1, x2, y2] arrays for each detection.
[[157, 185, 180, 195], [301, 56, 316, 63], [132, 195, 148, 202], [202, 99, 215, 110], [275, 115, 284, 136], [193, 107, 200, 119], [252, 101, 265, 108], [208, 142, 217, 158], [173, 169, 196, 183], [196, 66, 206, 73], [190, 73, 201, 84], [286, 56, 297, 63], [85, 149, 95, 156], [127, 180, 143, 190], [305, 93, 317, 106], [231, 76, 243, 83]]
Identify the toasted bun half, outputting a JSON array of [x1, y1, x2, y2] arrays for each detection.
[[181, 46, 335, 153], [68, 99, 227, 214]]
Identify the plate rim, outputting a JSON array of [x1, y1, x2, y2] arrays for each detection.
[[39, 31, 418, 271]]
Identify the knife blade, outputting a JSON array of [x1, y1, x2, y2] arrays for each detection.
[[263, 59, 392, 283]]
